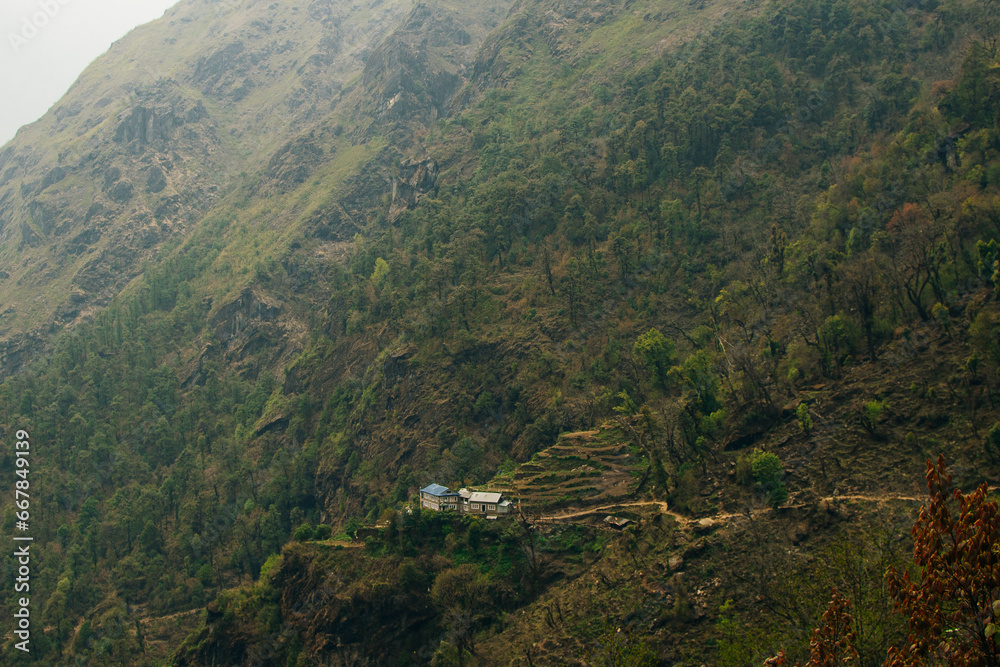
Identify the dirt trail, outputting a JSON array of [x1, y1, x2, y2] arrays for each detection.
[[315, 539, 364, 548], [536, 492, 931, 528], [538, 501, 673, 522], [822, 493, 924, 503]]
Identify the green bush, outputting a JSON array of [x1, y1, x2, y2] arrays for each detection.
[[293, 523, 314, 541], [860, 399, 887, 434], [767, 485, 789, 508], [748, 449, 787, 509], [796, 403, 813, 434], [700, 408, 727, 438], [312, 524, 332, 540], [750, 450, 782, 486], [259, 554, 282, 583]]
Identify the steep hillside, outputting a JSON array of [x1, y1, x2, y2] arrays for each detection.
[[0, 0, 502, 370], [1, 0, 1000, 663]]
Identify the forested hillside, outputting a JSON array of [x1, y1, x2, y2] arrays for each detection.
[[2, 0, 1000, 663]]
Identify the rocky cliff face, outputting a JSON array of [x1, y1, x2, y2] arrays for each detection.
[[389, 156, 439, 221], [0, 0, 512, 378]]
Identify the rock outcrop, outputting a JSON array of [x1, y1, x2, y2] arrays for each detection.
[[388, 157, 438, 221]]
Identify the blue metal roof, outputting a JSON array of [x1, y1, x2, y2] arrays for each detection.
[[421, 484, 450, 496]]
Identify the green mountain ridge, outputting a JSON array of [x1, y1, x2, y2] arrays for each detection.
[[1, 0, 1000, 663]]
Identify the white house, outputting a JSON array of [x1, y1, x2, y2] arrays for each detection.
[[420, 484, 513, 518]]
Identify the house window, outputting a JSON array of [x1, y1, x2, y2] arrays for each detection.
[[489, 505, 496, 511]]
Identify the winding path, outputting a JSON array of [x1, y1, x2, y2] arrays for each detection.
[[534, 492, 931, 528]]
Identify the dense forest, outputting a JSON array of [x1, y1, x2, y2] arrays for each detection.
[[2, 0, 1000, 663]]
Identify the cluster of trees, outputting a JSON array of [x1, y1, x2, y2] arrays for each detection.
[[769, 457, 1000, 666], [298, 0, 1000, 507], [0, 250, 325, 661], [181, 509, 552, 666]]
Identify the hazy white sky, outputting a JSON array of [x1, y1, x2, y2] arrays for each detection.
[[0, 0, 179, 147]]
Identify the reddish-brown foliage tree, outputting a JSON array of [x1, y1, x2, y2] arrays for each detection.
[[766, 457, 1000, 667], [807, 590, 860, 666], [885, 455, 1000, 666], [763, 591, 859, 666]]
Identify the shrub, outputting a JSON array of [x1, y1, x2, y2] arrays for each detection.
[[343, 516, 361, 539], [887, 457, 1000, 662], [673, 463, 701, 513], [860, 399, 887, 434], [749, 448, 787, 509], [293, 523, 314, 541], [750, 450, 782, 486], [735, 453, 754, 486], [700, 408, 727, 438], [312, 524, 332, 540], [259, 554, 282, 583], [767, 485, 789, 508], [796, 403, 813, 434]]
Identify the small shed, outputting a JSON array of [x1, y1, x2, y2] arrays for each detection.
[[604, 516, 632, 530]]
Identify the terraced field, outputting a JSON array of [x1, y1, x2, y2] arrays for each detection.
[[491, 425, 650, 514]]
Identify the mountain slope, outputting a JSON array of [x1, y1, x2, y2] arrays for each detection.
[[1, 0, 1000, 664], [0, 0, 489, 370]]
